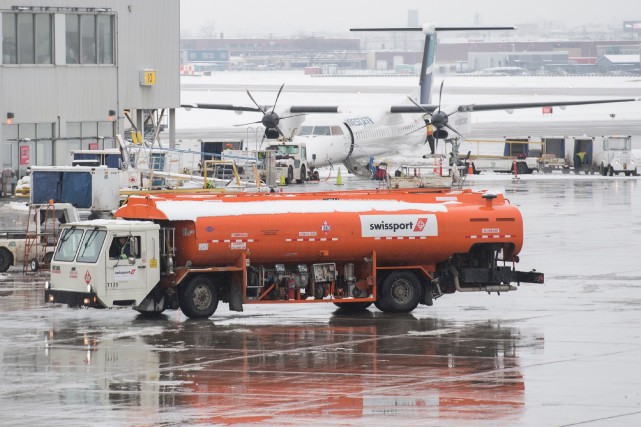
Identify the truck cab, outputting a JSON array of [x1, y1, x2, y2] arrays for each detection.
[[598, 135, 637, 176], [0, 203, 79, 272], [45, 221, 164, 312], [265, 142, 308, 184]]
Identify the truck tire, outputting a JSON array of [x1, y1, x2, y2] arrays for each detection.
[[378, 271, 421, 313], [285, 166, 294, 185], [29, 258, 39, 272], [0, 248, 12, 272], [333, 302, 372, 312], [179, 276, 219, 319], [296, 165, 306, 184]]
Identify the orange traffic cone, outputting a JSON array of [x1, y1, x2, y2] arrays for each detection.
[[467, 162, 473, 175]]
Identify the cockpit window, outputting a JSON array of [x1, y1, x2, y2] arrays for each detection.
[[312, 126, 331, 136], [298, 126, 344, 136], [298, 126, 313, 136]]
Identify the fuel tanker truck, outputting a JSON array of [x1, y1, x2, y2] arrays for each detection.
[[44, 188, 543, 318]]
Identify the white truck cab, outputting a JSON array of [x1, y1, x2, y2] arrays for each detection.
[[45, 221, 164, 312], [598, 135, 637, 176], [0, 203, 79, 272], [265, 142, 308, 184]]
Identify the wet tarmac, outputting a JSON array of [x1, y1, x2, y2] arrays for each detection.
[[1, 176, 641, 426]]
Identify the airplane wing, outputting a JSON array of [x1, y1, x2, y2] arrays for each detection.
[[180, 103, 341, 114], [183, 98, 637, 115], [181, 103, 260, 112], [388, 98, 638, 114]]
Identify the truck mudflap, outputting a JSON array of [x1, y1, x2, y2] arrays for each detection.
[[44, 289, 104, 308]]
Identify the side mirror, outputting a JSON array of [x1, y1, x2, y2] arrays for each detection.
[[131, 236, 138, 257]]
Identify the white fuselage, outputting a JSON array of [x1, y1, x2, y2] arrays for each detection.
[[290, 111, 428, 168]]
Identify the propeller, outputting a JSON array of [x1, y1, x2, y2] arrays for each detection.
[[406, 81, 465, 155], [234, 83, 306, 141]]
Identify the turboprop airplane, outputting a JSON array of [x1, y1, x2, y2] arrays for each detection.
[[181, 24, 637, 177]]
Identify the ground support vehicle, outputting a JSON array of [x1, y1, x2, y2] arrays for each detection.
[[44, 188, 544, 318], [538, 137, 571, 174], [597, 135, 637, 176], [466, 139, 539, 174], [266, 142, 309, 184], [0, 203, 79, 272]]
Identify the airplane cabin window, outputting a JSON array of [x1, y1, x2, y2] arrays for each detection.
[[298, 126, 313, 136], [313, 126, 331, 136], [331, 126, 344, 135]]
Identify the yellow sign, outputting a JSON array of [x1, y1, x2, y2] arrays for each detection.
[[150, 258, 158, 268], [139, 70, 156, 86], [131, 130, 143, 144]]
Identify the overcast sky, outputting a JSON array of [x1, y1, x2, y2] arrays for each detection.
[[181, 0, 639, 38]]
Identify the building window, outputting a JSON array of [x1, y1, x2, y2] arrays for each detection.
[[2, 12, 52, 64], [66, 14, 114, 65], [2, 13, 17, 64]]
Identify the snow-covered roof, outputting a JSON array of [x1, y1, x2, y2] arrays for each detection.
[[601, 55, 640, 64]]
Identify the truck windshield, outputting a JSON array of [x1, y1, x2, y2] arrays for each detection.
[[53, 228, 85, 262], [76, 229, 107, 263], [606, 138, 629, 150], [267, 145, 299, 155]]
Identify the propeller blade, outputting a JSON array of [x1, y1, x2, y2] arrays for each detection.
[[233, 120, 264, 127], [406, 96, 433, 117], [246, 89, 266, 114], [444, 123, 465, 138], [437, 80, 444, 113], [271, 83, 285, 114], [404, 123, 427, 136], [278, 113, 307, 120]]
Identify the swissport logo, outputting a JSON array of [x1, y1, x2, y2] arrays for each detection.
[[360, 214, 438, 238], [414, 218, 427, 232]]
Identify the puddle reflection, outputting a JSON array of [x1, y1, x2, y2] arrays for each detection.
[[40, 312, 543, 424]]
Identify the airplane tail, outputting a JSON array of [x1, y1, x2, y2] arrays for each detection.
[[351, 25, 514, 104]]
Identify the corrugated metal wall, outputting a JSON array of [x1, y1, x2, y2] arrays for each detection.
[[0, 0, 179, 175]]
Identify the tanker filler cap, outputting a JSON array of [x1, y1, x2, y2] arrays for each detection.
[[482, 192, 498, 208]]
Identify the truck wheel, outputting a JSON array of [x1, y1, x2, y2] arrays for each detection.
[[378, 271, 421, 313], [333, 302, 372, 311], [179, 276, 219, 319], [0, 248, 12, 272], [285, 166, 294, 184], [608, 166, 614, 176], [296, 165, 306, 184], [29, 258, 39, 272]]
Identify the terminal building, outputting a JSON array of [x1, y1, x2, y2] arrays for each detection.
[[0, 0, 180, 187]]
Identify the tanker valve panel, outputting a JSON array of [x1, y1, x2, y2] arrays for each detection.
[[313, 263, 336, 283]]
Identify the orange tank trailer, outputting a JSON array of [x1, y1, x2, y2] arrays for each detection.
[[107, 187, 543, 318]]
